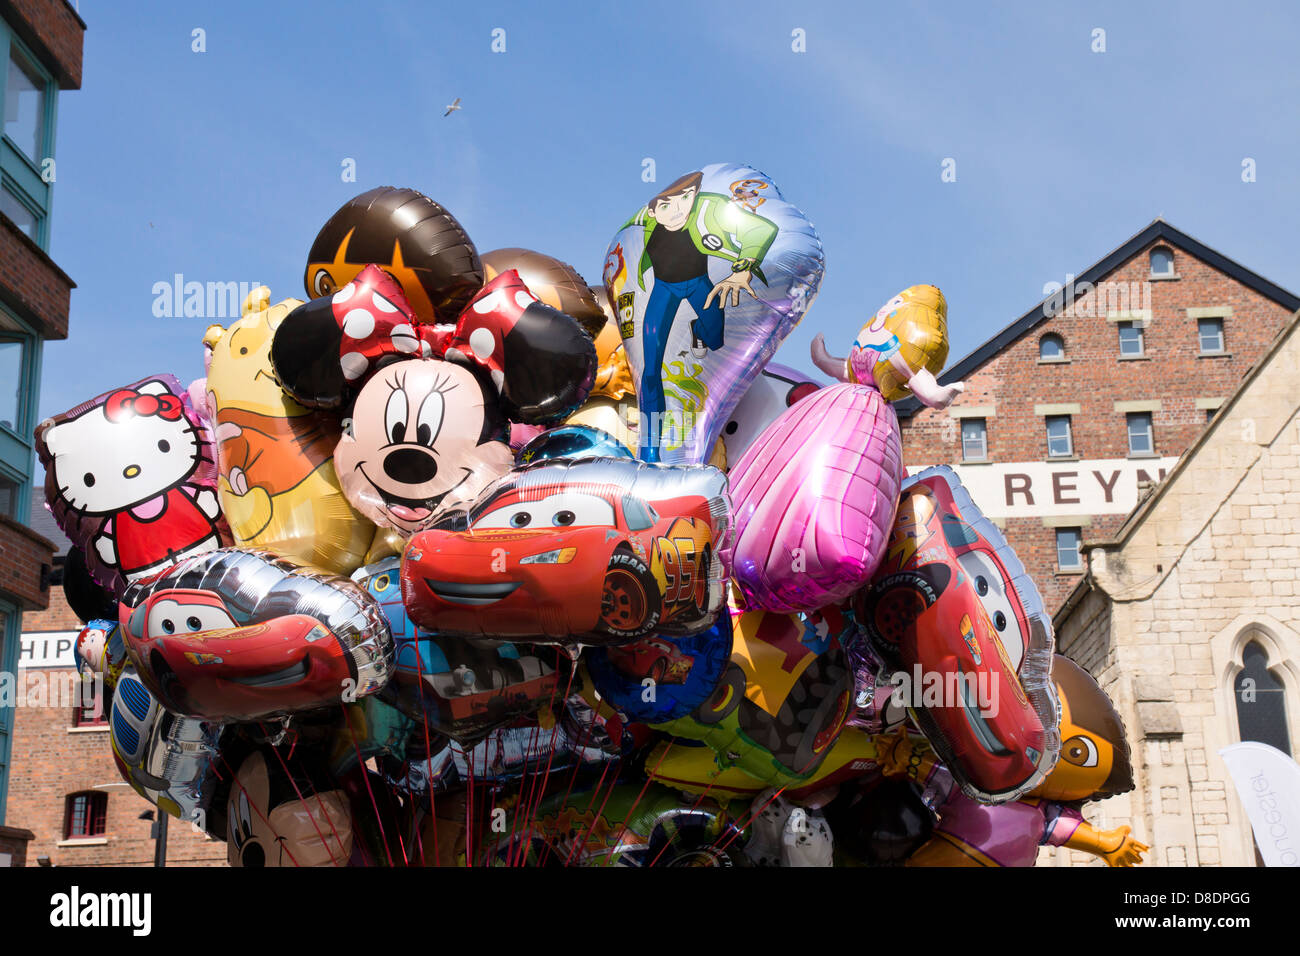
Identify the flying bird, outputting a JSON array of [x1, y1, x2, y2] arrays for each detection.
[[443, 98, 462, 117]]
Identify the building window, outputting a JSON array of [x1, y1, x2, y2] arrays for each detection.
[[1127, 412, 1154, 456], [0, 336, 25, 431], [1234, 641, 1292, 754], [960, 418, 988, 461], [1206, 407, 1218, 423], [1150, 247, 1175, 277], [1056, 528, 1083, 571], [4, 44, 46, 164], [1198, 317, 1226, 354], [1046, 415, 1073, 458], [1039, 333, 1065, 361], [73, 691, 107, 728], [64, 791, 108, 839], [0, 27, 56, 249], [0, 323, 35, 522], [1117, 321, 1144, 357]]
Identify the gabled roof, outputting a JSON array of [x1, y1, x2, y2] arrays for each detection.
[[897, 219, 1300, 418]]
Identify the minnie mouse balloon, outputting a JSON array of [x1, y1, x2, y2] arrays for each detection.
[[603, 163, 824, 464], [36, 375, 225, 597]]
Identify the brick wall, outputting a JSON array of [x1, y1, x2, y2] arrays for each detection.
[[6, 586, 227, 866], [0, 0, 85, 89], [900, 239, 1295, 613], [1048, 308, 1300, 866], [0, 516, 54, 610], [0, 212, 75, 340]]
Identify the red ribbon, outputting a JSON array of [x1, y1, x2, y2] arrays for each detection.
[[105, 388, 183, 422]]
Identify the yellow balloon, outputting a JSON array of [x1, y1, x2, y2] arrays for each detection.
[[204, 287, 374, 574]]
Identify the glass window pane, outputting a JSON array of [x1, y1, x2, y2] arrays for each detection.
[[1199, 318, 1224, 353], [1040, 335, 1063, 360], [0, 474, 17, 519], [961, 418, 986, 460], [1150, 248, 1174, 275], [0, 338, 26, 431], [1127, 413, 1153, 455], [4, 45, 46, 161], [1046, 416, 1072, 457], [1118, 322, 1144, 356], [1056, 528, 1082, 569], [1235, 641, 1292, 753], [0, 188, 36, 239]]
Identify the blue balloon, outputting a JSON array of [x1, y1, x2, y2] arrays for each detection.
[[515, 424, 635, 465], [585, 615, 734, 723]]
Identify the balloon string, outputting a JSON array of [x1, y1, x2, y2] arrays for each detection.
[[411, 643, 437, 868], [257, 721, 344, 867], [503, 709, 547, 867], [217, 752, 303, 868], [462, 739, 475, 866], [513, 649, 575, 866], [340, 703, 396, 867], [710, 752, 825, 858], [566, 757, 623, 867], [646, 750, 726, 867], [607, 738, 675, 865], [532, 677, 600, 867]]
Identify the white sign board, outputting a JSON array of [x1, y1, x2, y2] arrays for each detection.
[[18, 630, 81, 669], [906, 457, 1178, 520], [1219, 741, 1300, 867]]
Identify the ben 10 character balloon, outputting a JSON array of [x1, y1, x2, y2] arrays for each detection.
[[881, 657, 1146, 867], [605, 163, 824, 464], [811, 284, 964, 409], [203, 288, 375, 575], [36, 375, 225, 596], [270, 263, 596, 536], [304, 186, 483, 324]]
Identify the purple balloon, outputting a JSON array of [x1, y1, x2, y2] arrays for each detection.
[[725, 383, 903, 612]]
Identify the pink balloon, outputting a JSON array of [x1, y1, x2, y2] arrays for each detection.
[[725, 382, 903, 612]]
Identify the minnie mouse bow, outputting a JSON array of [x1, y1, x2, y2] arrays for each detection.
[[271, 263, 596, 425]]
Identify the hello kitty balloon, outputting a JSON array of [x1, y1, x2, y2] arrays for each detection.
[[36, 375, 225, 597]]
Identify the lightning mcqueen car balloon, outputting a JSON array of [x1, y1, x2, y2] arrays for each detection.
[[855, 466, 1060, 803], [400, 457, 731, 644], [118, 548, 394, 721]]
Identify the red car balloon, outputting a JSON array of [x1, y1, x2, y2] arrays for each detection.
[[119, 548, 394, 721], [401, 458, 731, 645], [855, 466, 1059, 803]]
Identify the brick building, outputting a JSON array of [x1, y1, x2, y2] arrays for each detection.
[[897, 219, 1300, 615], [1042, 305, 1300, 867], [0, 0, 84, 866], [7, 503, 227, 865]]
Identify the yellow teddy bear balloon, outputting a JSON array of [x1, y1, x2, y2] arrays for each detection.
[[203, 287, 374, 574]]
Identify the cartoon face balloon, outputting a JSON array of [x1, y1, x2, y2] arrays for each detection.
[[36, 375, 224, 596], [271, 264, 596, 536], [335, 360, 514, 534], [604, 163, 824, 464]]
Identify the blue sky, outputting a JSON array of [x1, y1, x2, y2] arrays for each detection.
[[38, 0, 1300, 428]]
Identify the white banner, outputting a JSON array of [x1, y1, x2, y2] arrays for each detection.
[[17, 630, 80, 669], [1219, 741, 1300, 867], [907, 457, 1178, 520]]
